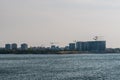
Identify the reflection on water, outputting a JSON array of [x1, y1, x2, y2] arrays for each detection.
[[0, 54, 120, 80]]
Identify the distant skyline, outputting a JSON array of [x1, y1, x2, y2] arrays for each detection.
[[1, 0, 120, 48]]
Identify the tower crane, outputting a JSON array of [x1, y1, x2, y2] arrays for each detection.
[[93, 36, 104, 41]]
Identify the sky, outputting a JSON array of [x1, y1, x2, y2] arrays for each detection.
[[0, 0, 120, 48]]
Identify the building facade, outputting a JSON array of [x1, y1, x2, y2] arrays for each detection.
[[88, 41, 106, 52], [21, 43, 28, 50], [11, 43, 17, 50], [76, 41, 106, 52], [69, 43, 75, 50], [5, 44, 11, 50]]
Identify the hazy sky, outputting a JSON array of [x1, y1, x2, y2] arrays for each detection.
[[1, 0, 120, 48]]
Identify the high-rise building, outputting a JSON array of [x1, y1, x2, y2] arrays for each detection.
[[69, 43, 75, 50], [76, 42, 82, 51], [5, 44, 11, 50], [21, 43, 28, 50], [11, 43, 17, 50], [76, 42, 89, 51], [76, 41, 106, 52], [88, 41, 106, 52]]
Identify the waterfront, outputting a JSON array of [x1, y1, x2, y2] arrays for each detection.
[[0, 54, 120, 80]]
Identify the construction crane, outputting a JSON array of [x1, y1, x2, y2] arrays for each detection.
[[50, 42, 54, 45], [50, 42, 59, 46], [73, 40, 78, 43], [93, 36, 104, 41]]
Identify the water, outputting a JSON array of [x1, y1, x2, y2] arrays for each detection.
[[0, 54, 120, 80]]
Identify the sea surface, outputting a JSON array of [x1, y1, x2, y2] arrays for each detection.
[[0, 54, 120, 80]]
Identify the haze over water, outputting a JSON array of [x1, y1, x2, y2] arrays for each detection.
[[0, 54, 120, 80], [1, 0, 120, 48]]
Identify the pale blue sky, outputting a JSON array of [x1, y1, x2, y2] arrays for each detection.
[[1, 0, 120, 47]]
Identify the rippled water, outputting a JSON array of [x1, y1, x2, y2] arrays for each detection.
[[0, 54, 120, 80]]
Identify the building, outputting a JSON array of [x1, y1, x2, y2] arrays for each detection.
[[88, 41, 106, 52], [5, 44, 11, 50], [76, 42, 89, 51], [51, 45, 56, 50], [21, 43, 28, 50], [69, 43, 75, 50], [11, 43, 17, 50], [64, 46, 69, 50], [76, 42, 82, 51], [76, 41, 106, 52]]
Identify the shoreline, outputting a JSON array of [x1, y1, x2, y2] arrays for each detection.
[[0, 49, 118, 54]]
